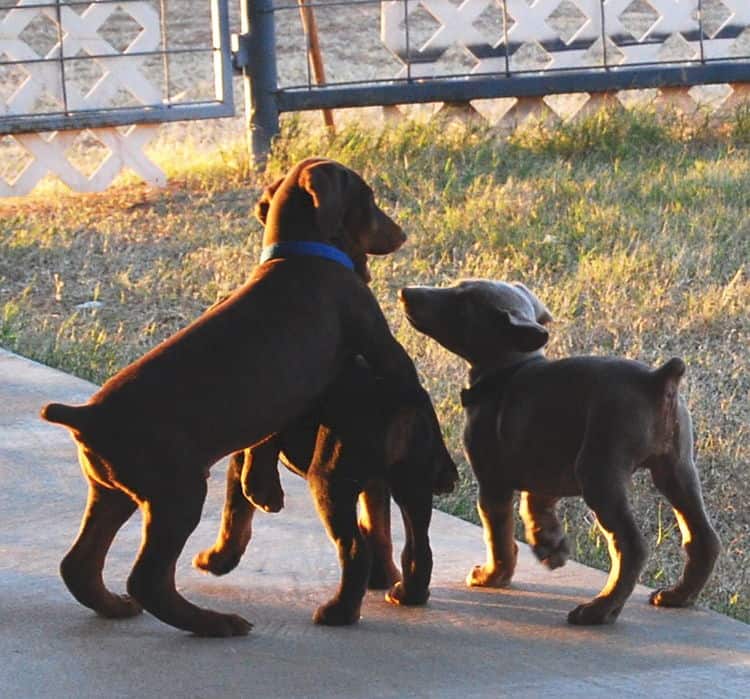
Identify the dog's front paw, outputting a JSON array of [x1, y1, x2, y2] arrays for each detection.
[[195, 612, 253, 637], [385, 581, 429, 606], [245, 482, 285, 514], [313, 599, 361, 626], [465, 564, 512, 588], [567, 598, 623, 625], [98, 593, 143, 619], [649, 587, 696, 608], [192, 547, 242, 576], [533, 537, 570, 570]]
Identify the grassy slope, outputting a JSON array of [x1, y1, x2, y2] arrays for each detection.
[[1, 109, 748, 621]]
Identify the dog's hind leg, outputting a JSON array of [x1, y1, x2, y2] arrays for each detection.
[[358, 481, 400, 589], [569, 451, 647, 625], [241, 436, 284, 513], [466, 486, 518, 588], [386, 479, 432, 606], [61, 480, 141, 618], [648, 454, 720, 608], [127, 478, 251, 636], [519, 491, 569, 570], [194, 451, 256, 576]]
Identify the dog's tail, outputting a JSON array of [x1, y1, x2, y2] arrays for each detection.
[[40, 402, 95, 435], [653, 357, 686, 387], [651, 358, 686, 451], [652, 357, 685, 408]]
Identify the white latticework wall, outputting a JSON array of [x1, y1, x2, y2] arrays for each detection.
[[1, 1, 168, 196], [4, 1, 750, 195], [382, 0, 750, 75], [378, 0, 750, 123]]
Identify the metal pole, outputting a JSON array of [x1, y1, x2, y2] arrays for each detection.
[[241, 0, 280, 168], [298, 0, 335, 131]]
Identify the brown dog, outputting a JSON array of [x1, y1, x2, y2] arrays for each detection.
[[40, 158, 437, 636], [196, 356, 457, 625], [400, 279, 720, 625], [196, 178, 459, 624]]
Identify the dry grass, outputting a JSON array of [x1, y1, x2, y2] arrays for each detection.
[[1, 108, 748, 622]]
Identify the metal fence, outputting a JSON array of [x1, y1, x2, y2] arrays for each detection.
[[0, 0, 236, 194], [238, 0, 750, 159], [0, 0, 234, 134], [3, 0, 750, 193]]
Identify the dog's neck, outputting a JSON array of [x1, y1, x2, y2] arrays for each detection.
[[260, 240, 355, 272], [462, 352, 545, 408], [263, 227, 370, 282]]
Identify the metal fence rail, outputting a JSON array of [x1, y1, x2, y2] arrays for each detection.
[[238, 0, 750, 160]]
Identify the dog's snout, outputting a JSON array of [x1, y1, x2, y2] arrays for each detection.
[[385, 218, 406, 250], [389, 224, 407, 251]]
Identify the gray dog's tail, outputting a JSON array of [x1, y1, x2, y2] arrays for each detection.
[[653, 357, 686, 387], [652, 357, 685, 403], [40, 402, 95, 435], [651, 358, 686, 450]]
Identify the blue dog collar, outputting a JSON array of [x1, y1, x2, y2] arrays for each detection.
[[260, 241, 355, 272]]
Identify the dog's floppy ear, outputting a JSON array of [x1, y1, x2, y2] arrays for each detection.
[[254, 177, 284, 225], [494, 308, 549, 352], [513, 282, 553, 325], [298, 162, 348, 234]]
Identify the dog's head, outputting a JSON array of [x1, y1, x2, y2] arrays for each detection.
[[384, 401, 458, 496], [399, 280, 552, 366], [255, 158, 405, 282]]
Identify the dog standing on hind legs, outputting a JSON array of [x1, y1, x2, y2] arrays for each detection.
[[195, 176, 458, 624], [400, 279, 720, 625], [40, 158, 440, 636]]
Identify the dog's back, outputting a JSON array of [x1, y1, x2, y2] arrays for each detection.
[[42, 258, 362, 472], [493, 356, 688, 494]]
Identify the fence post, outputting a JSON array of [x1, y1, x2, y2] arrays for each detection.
[[239, 0, 279, 167]]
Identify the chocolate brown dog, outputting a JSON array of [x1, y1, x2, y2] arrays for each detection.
[[401, 280, 720, 625], [196, 356, 458, 625], [196, 179, 459, 623], [40, 158, 437, 636]]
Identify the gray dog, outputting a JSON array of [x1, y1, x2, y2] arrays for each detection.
[[400, 279, 720, 625]]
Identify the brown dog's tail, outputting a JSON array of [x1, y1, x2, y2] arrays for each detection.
[[40, 402, 95, 435]]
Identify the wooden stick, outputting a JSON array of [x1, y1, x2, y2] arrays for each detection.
[[298, 0, 335, 132]]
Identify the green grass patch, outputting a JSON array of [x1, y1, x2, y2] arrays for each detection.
[[1, 109, 748, 622]]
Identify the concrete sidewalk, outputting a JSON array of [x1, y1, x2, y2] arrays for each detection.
[[0, 348, 748, 698]]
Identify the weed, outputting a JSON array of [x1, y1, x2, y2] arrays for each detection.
[[731, 102, 750, 144]]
